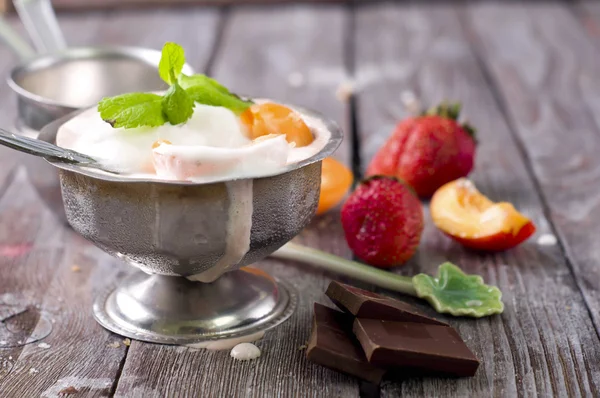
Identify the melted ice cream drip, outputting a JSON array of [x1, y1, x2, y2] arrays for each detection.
[[187, 180, 253, 283], [230, 343, 261, 361]]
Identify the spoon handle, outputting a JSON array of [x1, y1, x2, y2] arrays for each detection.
[[0, 128, 97, 164], [13, 0, 66, 54]]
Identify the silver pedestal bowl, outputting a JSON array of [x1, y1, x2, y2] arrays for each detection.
[[38, 111, 342, 344]]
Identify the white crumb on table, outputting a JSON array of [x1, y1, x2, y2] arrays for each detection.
[[400, 90, 421, 114], [537, 233, 557, 246], [230, 343, 261, 361], [335, 80, 356, 102], [287, 72, 305, 88], [37, 342, 51, 349], [29, 368, 39, 374]]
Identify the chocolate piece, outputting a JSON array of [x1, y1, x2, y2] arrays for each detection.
[[353, 318, 479, 377], [326, 281, 448, 326], [307, 303, 386, 384]]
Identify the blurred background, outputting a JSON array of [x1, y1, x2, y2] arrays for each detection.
[[1, 1, 600, 396]]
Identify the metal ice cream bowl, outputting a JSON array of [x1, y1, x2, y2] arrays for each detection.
[[38, 110, 343, 344]]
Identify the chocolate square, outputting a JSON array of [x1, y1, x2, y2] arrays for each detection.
[[326, 281, 447, 326], [306, 303, 386, 384], [353, 318, 479, 377]]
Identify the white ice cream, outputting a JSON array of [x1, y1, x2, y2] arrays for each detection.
[[56, 102, 330, 182]]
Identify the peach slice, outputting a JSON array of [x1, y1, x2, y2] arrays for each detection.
[[240, 102, 313, 147], [430, 178, 536, 251], [317, 157, 353, 215]]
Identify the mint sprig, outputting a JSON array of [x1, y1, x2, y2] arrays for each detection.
[[98, 42, 253, 129], [158, 42, 185, 85], [99, 93, 165, 128], [182, 74, 253, 115], [163, 83, 194, 125]]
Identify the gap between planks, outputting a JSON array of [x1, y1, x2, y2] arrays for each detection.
[[459, 2, 600, 346]]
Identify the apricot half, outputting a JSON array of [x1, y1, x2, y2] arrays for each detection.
[[240, 102, 313, 147], [430, 178, 536, 251]]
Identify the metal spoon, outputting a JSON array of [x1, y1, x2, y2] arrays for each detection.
[[0, 128, 118, 173], [0, 15, 35, 60], [14, 0, 66, 54]]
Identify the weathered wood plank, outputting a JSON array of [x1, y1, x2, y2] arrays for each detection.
[[354, 3, 600, 396], [575, 0, 600, 43], [0, 9, 221, 397], [58, 8, 221, 70], [466, 0, 600, 344], [0, 172, 130, 397], [113, 5, 357, 397]]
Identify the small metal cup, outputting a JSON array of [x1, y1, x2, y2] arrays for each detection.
[[9, 46, 193, 222], [8, 46, 193, 132]]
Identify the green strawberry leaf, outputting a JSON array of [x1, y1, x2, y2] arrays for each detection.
[[98, 93, 166, 129], [182, 74, 253, 114], [159, 42, 185, 85], [162, 83, 194, 125], [412, 262, 504, 318]]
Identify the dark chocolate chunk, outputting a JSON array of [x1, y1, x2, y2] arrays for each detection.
[[326, 281, 448, 326], [306, 303, 386, 384], [353, 318, 479, 377]]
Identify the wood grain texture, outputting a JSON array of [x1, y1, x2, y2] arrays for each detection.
[[466, 0, 600, 345], [575, 0, 600, 42], [57, 7, 221, 70], [0, 9, 221, 397], [353, 3, 600, 396], [113, 4, 358, 397], [1, 0, 349, 13], [0, 172, 130, 397]]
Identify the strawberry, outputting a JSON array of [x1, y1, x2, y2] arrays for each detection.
[[366, 102, 476, 198], [341, 176, 423, 268]]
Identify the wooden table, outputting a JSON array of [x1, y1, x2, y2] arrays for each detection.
[[1, 1, 600, 396]]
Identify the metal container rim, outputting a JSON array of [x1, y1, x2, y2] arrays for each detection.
[[39, 105, 344, 186], [7, 46, 194, 109]]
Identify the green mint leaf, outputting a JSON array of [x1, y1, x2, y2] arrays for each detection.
[[158, 42, 185, 85], [182, 74, 253, 114], [99, 93, 165, 129], [179, 74, 228, 93], [162, 83, 194, 125]]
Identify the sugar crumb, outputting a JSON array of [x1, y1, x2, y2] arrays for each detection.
[[400, 90, 421, 114], [37, 342, 51, 349], [335, 80, 355, 102], [287, 72, 305, 88], [29, 367, 38, 374], [537, 233, 557, 246]]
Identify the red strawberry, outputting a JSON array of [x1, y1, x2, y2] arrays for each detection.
[[366, 102, 476, 198], [341, 176, 423, 268]]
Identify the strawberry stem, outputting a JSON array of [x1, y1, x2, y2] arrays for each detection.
[[462, 122, 478, 143], [422, 101, 461, 120], [272, 242, 418, 296]]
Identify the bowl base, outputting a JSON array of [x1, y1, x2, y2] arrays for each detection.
[[92, 268, 297, 345]]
